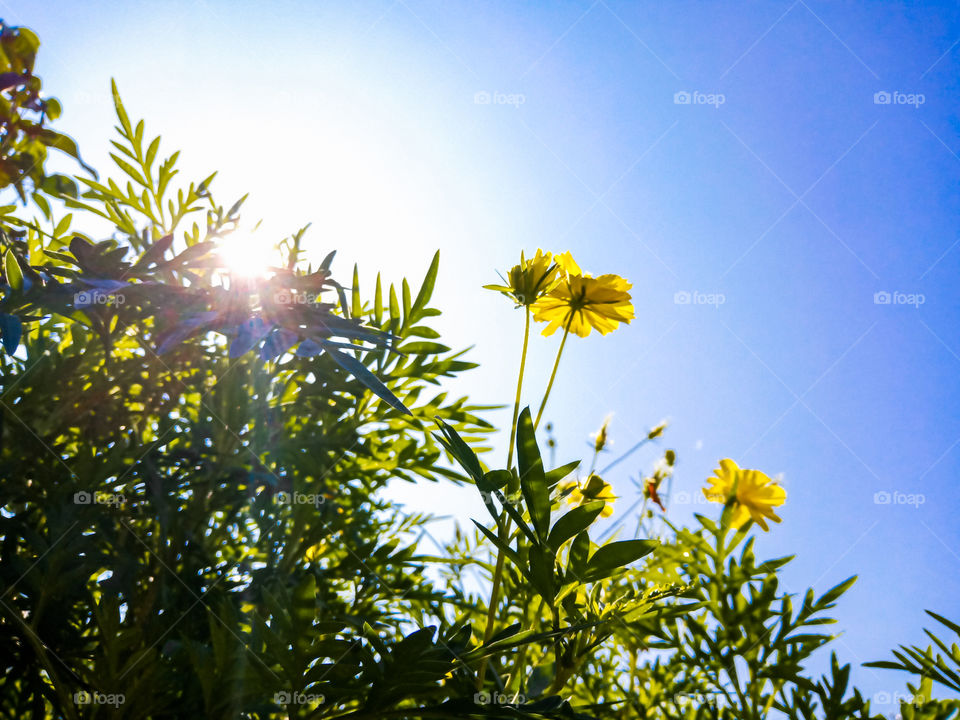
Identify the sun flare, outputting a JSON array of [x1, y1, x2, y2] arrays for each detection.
[[220, 234, 277, 279]]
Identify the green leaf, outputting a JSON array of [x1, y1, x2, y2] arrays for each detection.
[[145, 135, 161, 170], [389, 284, 400, 323], [927, 611, 960, 637], [527, 545, 555, 599], [0, 314, 22, 354], [319, 340, 410, 415], [411, 250, 439, 320], [396, 342, 450, 355], [816, 576, 856, 609], [545, 460, 580, 489], [548, 501, 605, 553], [53, 213, 72, 237], [472, 521, 523, 570], [568, 532, 590, 580], [584, 539, 658, 582], [4, 251, 23, 291], [374, 273, 383, 325], [110, 152, 148, 187], [517, 407, 549, 542], [37, 129, 97, 177], [434, 418, 483, 482], [477, 470, 512, 493], [402, 278, 411, 323], [351, 265, 361, 319]]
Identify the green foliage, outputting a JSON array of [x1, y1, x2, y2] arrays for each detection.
[[0, 20, 91, 201]]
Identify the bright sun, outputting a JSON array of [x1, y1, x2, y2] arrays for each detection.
[[221, 234, 277, 279]]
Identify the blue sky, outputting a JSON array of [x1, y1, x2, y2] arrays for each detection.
[[7, 0, 960, 709]]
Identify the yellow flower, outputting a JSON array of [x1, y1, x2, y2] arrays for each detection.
[[304, 542, 326, 562], [703, 459, 785, 531], [484, 249, 560, 307], [553, 250, 582, 276], [532, 269, 634, 337], [561, 473, 616, 517]]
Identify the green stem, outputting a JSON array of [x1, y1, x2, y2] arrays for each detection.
[[600, 436, 651, 475], [476, 542, 506, 689], [477, 311, 531, 689], [506, 595, 542, 695], [506, 308, 531, 469], [534, 324, 571, 430]]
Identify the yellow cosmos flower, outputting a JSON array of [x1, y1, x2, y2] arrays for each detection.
[[703, 459, 786, 531], [553, 250, 582, 276], [532, 271, 635, 337], [561, 473, 616, 517], [484, 249, 560, 307], [304, 542, 326, 562]]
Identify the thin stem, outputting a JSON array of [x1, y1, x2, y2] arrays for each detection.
[[600, 436, 651, 475], [476, 540, 507, 688], [534, 323, 571, 430], [505, 595, 542, 696], [477, 309, 531, 690], [587, 447, 600, 475], [506, 308, 531, 469]]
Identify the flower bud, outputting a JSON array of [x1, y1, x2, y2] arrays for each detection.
[[647, 420, 668, 440]]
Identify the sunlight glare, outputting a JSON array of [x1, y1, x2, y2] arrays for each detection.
[[221, 234, 277, 279]]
